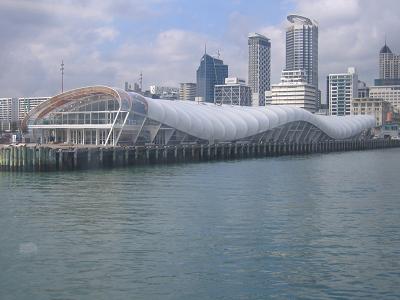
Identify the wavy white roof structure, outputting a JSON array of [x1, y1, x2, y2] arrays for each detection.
[[24, 86, 375, 146], [145, 97, 374, 142]]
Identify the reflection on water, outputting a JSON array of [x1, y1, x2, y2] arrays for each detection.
[[1, 149, 400, 299]]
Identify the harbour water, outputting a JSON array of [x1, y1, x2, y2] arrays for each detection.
[[1, 148, 400, 299]]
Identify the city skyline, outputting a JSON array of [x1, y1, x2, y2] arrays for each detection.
[[0, 0, 399, 98]]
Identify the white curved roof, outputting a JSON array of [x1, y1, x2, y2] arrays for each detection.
[[144, 98, 375, 142], [23, 86, 375, 143]]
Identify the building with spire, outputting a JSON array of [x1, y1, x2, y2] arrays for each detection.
[[375, 41, 400, 86], [369, 42, 400, 111], [196, 50, 228, 103]]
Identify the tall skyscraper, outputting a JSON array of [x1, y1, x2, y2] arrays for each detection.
[[285, 15, 318, 90], [327, 67, 358, 116], [248, 33, 271, 106], [379, 42, 399, 79], [375, 42, 400, 86], [196, 53, 228, 103]]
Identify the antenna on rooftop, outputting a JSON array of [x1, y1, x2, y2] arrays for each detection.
[[204, 42, 207, 54], [60, 60, 65, 93], [217, 49, 221, 59]]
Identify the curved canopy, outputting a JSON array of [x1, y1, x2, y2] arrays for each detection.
[[24, 86, 375, 144]]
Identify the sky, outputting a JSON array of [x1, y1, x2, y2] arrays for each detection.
[[1, 0, 399, 101]]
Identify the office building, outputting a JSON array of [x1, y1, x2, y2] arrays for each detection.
[[358, 80, 369, 98], [376, 42, 400, 86], [214, 77, 251, 106], [265, 91, 272, 106], [1, 97, 49, 122], [369, 85, 400, 110], [149, 85, 179, 98], [18, 97, 50, 120], [124, 81, 142, 93], [1, 96, 49, 131], [327, 67, 358, 116], [179, 83, 197, 101], [248, 33, 271, 106], [351, 97, 392, 126], [286, 15, 318, 89], [196, 53, 228, 103], [270, 70, 317, 112], [0, 98, 18, 122], [317, 89, 322, 110]]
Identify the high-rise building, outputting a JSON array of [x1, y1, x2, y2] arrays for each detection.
[[327, 67, 358, 116], [18, 97, 50, 120], [214, 77, 251, 106], [375, 42, 400, 86], [196, 53, 228, 103], [0, 98, 18, 122], [0, 97, 49, 122], [379, 43, 399, 80], [0, 97, 49, 131], [270, 70, 317, 112], [248, 33, 271, 107], [179, 83, 197, 101], [286, 15, 318, 90]]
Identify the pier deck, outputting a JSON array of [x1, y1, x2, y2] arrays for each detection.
[[1, 139, 399, 171]]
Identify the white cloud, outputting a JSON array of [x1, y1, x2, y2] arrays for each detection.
[[288, 0, 400, 101], [0, 0, 400, 103]]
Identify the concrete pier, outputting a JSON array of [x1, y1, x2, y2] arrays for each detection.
[[1, 139, 400, 172]]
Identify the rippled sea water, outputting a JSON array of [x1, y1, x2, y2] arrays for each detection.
[[1, 148, 400, 299]]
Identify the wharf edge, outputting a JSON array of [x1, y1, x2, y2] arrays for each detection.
[[1, 139, 399, 172]]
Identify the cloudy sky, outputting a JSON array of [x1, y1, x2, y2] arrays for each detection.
[[1, 0, 399, 102]]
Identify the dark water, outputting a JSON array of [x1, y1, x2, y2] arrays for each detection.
[[1, 149, 400, 299]]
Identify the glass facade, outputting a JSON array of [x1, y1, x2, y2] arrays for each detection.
[[196, 54, 228, 103]]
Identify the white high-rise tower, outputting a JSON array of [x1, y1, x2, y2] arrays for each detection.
[[286, 15, 318, 90]]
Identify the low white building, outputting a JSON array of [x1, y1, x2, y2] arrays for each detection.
[[179, 83, 197, 101], [214, 77, 251, 106], [149, 85, 179, 99], [351, 97, 391, 127], [369, 85, 400, 111], [269, 70, 317, 112]]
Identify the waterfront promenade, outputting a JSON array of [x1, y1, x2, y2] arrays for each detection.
[[1, 139, 399, 171]]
